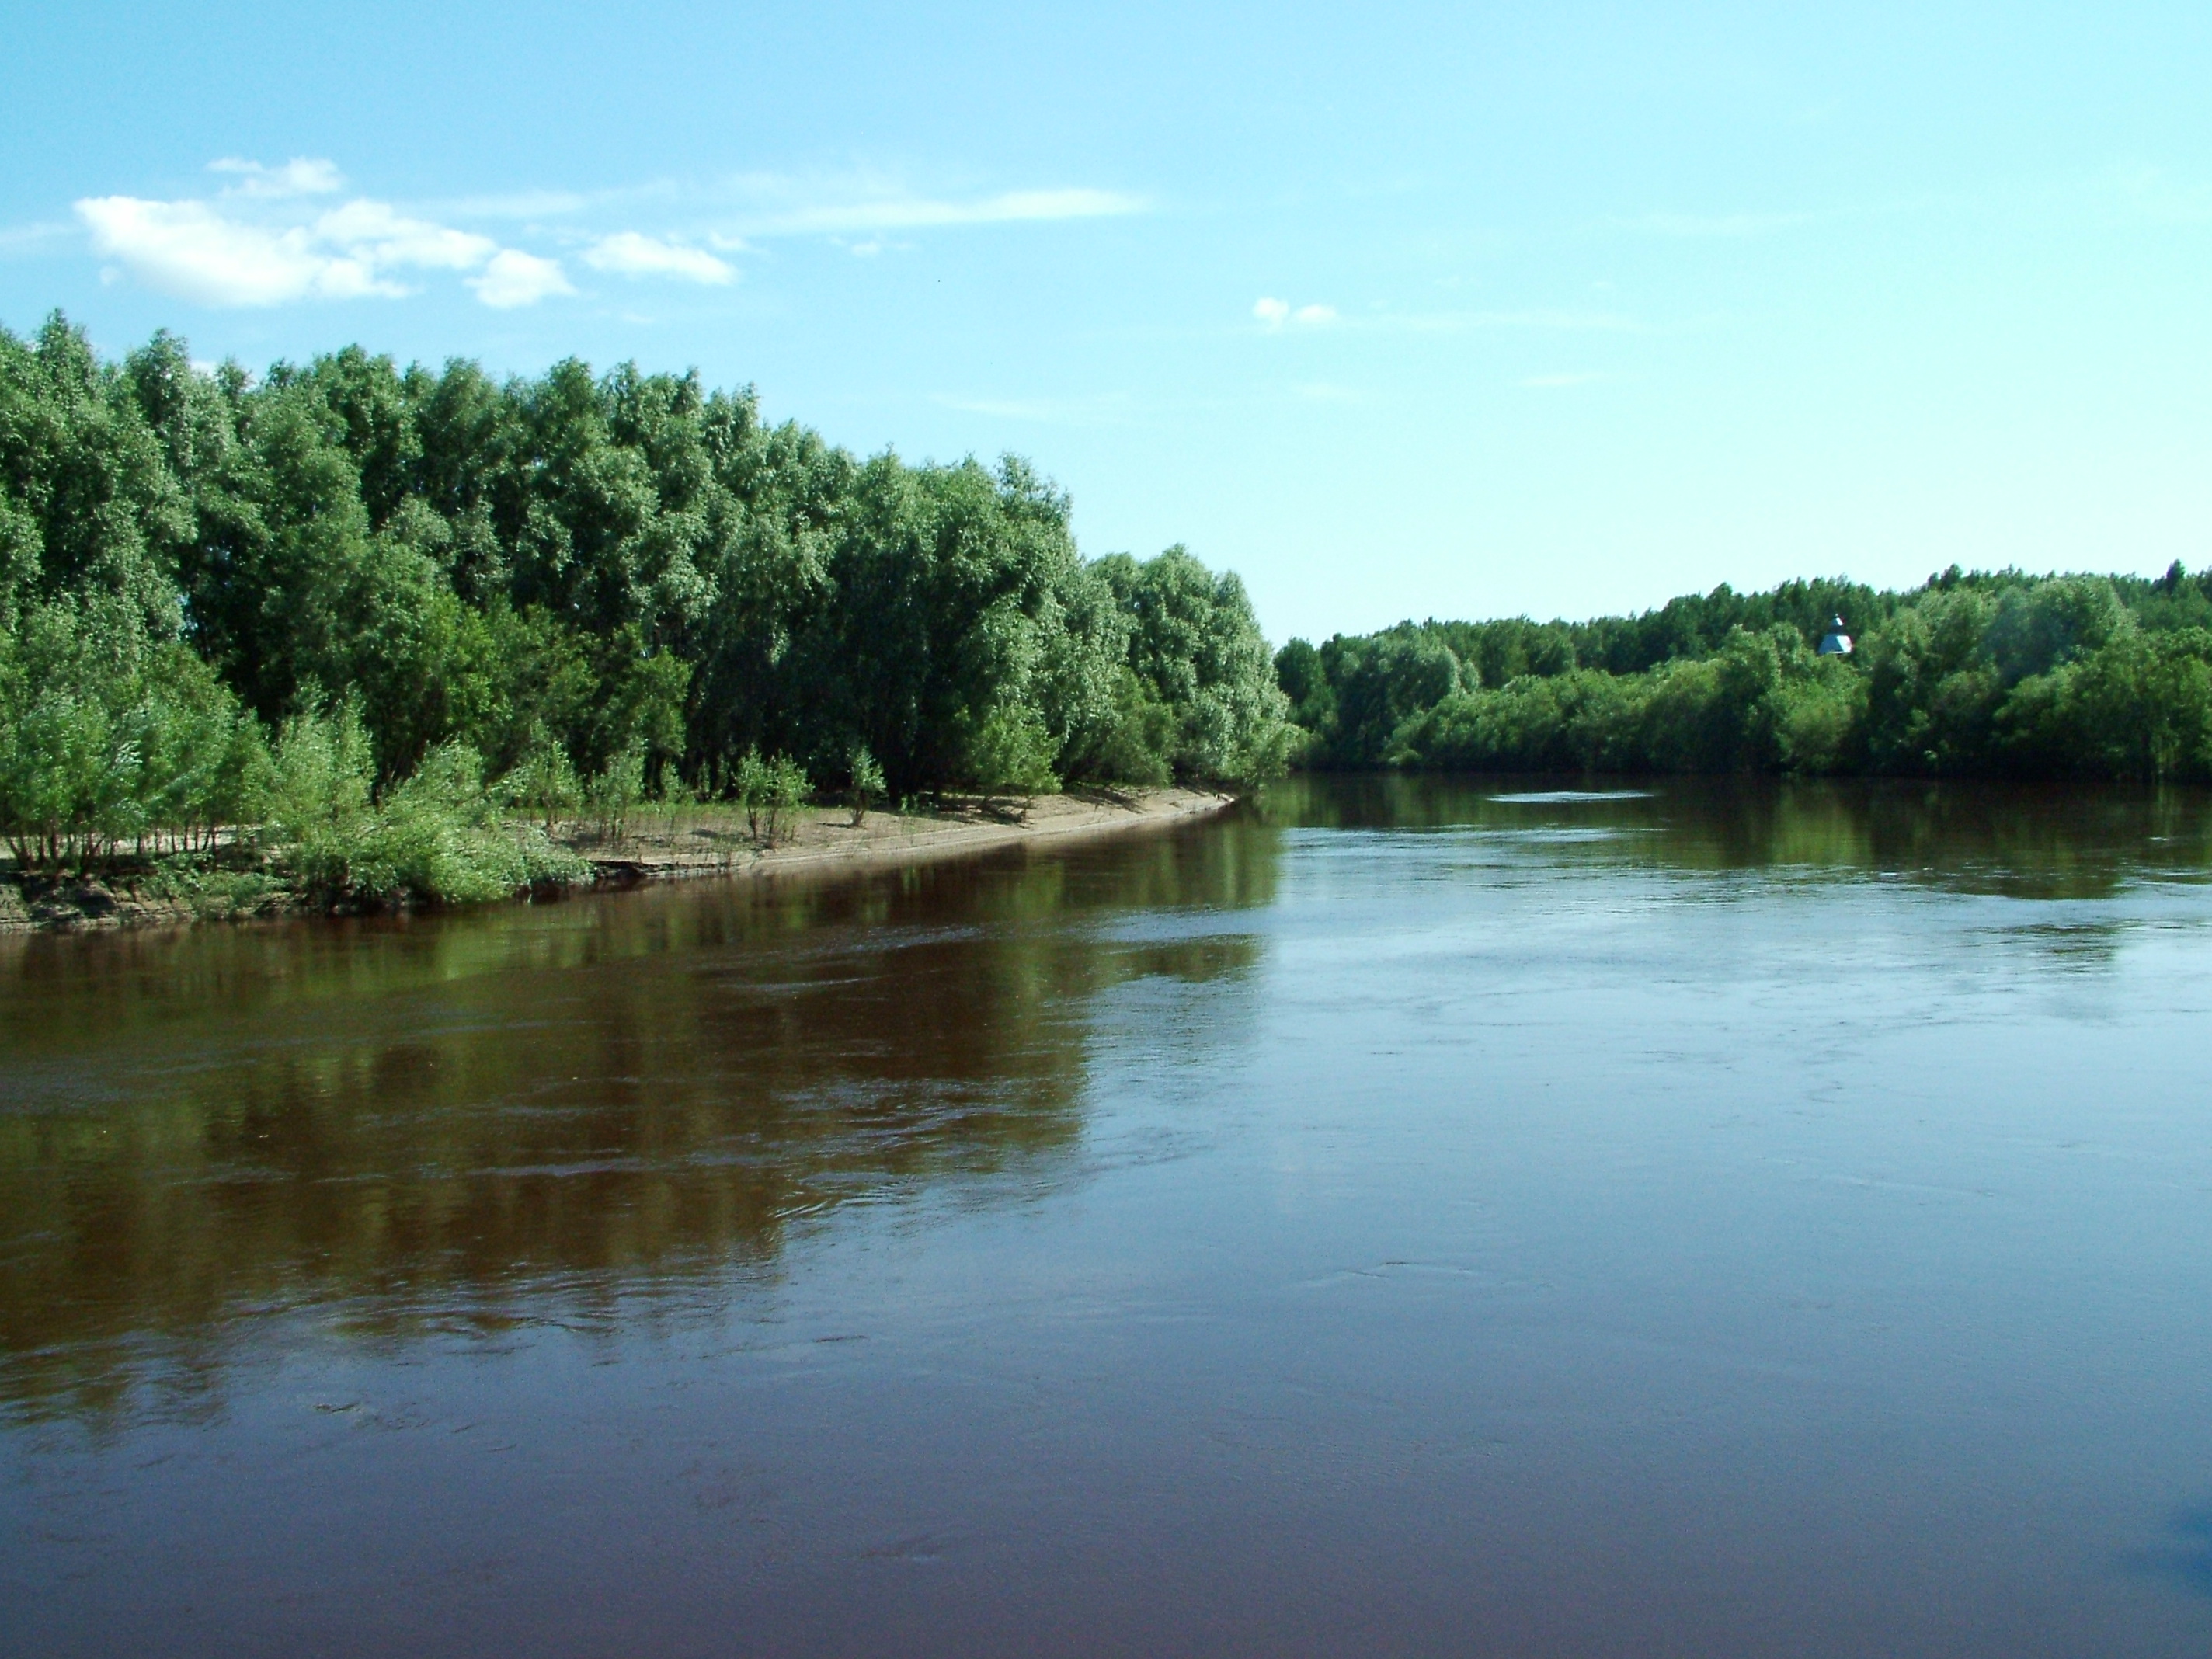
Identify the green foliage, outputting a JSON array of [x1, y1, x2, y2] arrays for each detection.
[[586, 742, 647, 843], [27, 304, 2212, 842], [959, 703, 1059, 798], [847, 744, 885, 826], [1299, 571, 2212, 783], [1070, 666, 1177, 786], [138, 857, 280, 916], [735, 748, 809, 845], [0, 593, 267, 871], [502, 722, 583, 833], [269, 704, 581, 906], [1099, 547, 1292, 784], [0, 312, 1285, 888]]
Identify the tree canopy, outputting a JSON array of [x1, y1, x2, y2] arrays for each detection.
[[1279, 565, 2212, 782], [0, 315, 1290, 875]]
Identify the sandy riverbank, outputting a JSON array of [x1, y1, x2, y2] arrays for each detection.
[[574, 786, 1234, 885], [0, 788, 1236, 933]]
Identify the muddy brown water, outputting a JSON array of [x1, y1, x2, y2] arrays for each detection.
[[8, 776, 2212, 1656]]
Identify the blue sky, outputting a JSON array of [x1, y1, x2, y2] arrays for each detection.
[[5, 2, 2209, 642]]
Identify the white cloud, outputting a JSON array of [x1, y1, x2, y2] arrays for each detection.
[[75, 164, 574, 309], [468, 248, 574, 308], [584, 231, 733, 284], [1254, 297, 1291, 327], [210, 157, 344, 199], [77, 197, 395, 304], [1292, 303, 1337, 325]]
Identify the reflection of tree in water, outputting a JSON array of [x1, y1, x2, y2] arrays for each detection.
[[0, 823, 1271, 1424], [1261, 774, 2212, 900]]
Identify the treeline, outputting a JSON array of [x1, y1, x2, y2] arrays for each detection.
[[1279, 567, 2212, 781], [0, 314, 1289, 886]]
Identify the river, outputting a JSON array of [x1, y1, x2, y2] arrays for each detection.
[[7, 777, 2212, 1656]]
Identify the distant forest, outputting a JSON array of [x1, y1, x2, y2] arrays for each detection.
[[0, 315, 1289, 878], [1280, 566, 2212, 782]]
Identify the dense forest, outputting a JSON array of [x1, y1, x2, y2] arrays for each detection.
[[1279, 566, 2212, 782], [11, 308, 2212, 913], [0, 315, 1289, 895]]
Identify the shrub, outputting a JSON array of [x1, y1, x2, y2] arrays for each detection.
[[587, 741, 646, 842], [272, 708, 582, 906], [736, 748, 809, 846], [847, 745, 885, 826]]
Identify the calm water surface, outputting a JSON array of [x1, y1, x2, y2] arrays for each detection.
[[8, 777, 2212, 1656]]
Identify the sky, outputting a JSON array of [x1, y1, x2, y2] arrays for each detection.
[[4, 2, 2209, 642]]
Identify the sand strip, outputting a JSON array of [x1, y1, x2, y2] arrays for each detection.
[[577, 787, 1236, 887]]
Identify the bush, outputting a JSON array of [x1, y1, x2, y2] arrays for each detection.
[[847, 745, 885, 826], [271, 707, 583, 906], [736, 748, 809, 846], [587, 741, 646, 842], [503, 723, 582, 833]]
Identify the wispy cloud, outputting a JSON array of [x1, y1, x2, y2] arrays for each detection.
[[438, 188, 595, 221], [584, 231, 734, 284], [2094, 163, 2212, 226], [315, 199, 496, 270], [1367, 307, 1640, 335], [933, 391, 1138, 426], [1620, 209, 1817, 238], [0, 221, 76, 259], [1254, 297, 1337, 329], [210, 156, 345, 199], [68, 159, 1142, 308], [748, 185, 1144, 236], [1257, 300, 1637, 336]]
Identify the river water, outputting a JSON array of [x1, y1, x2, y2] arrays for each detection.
[[7, 777, 2212, 1656]]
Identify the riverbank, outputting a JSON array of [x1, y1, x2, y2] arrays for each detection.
[[578, 785, 1233, 887], [0, 787, 1236, 933]]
